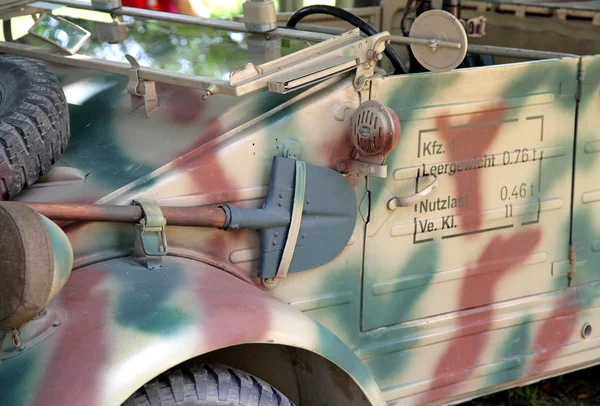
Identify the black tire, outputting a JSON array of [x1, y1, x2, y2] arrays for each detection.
[[0, 55, 70, 200], [123, 361, 294, 406]]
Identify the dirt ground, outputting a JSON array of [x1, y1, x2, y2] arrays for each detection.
[[459, 365, 600, 406]]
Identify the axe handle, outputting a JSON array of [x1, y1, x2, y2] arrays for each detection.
[[22, 202, 227, 228]]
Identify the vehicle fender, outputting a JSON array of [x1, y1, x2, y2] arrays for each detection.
[[0, 255, 384, 406]]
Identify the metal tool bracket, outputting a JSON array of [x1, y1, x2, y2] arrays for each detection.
[[275, 160, 306, 278], [133, 199, 168, 269], [282, 139, 301, 159], [126, 54, 158, 116], [336, 158, 387, 178]]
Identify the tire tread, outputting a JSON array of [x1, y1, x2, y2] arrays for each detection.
[[124, 361, 293, 406], [0, 56, 69, 200]]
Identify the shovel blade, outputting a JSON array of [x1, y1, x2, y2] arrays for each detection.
[[258, 156, 357, 279]]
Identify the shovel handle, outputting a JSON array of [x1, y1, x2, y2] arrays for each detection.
[[22, 202, 227, 228]]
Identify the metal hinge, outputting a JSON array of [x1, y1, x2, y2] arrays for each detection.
[[335, 158, 387, 178], [576, 62, 584, 101], [567, 243, 586, 285], [568, 243, 577, 283], [551, 243, 583, 281]]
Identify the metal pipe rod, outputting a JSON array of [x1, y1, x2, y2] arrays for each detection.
[[373, 35, 462, 54], [42, 0, 333, 41], [397, 36, 462, 48], [118, 7, 333, 42], [467, 45, 577, 60], [372, 37, 577, 61], [161, 206, 226, 227], [24, 202, 227, 228], [0, 42, 237, 95]]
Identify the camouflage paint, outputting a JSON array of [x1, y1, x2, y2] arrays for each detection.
[[494, 315, 531, 383], [1, 257, 384, 406], [356, 55, 582, 406], [0, 346, 40, 406], [520, 55, 600, 381], [31, 271, 109, 406], [570, 55, 600, 287], [2, 6, 600, 406]]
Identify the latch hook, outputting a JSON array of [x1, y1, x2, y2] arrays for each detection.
[[133, 200, 168, 269], [387, 174, 439, 210], [125, 54, 158, 116]]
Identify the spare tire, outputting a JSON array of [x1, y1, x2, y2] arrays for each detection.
[[0, 55, 70, 200]]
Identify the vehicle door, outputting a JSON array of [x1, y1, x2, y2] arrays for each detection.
[[362, 57, 579, 330]]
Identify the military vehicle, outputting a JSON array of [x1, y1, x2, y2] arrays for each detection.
[[0, 0, 599, 404]]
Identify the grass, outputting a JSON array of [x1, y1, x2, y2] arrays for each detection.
[[460, 365, 600, 406]]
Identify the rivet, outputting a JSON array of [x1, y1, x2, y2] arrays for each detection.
[[278, 202, 283, 207], [306, 199, 311, 205], [582, 322, 592, 338], [301, 234, 306, 239], [272, 240, 278, 246], [274, 232, 279, 237], [52, 321, 60, 327], [279, 193, 284, 198]]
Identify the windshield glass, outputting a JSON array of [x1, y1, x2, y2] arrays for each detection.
[[13, 9, 316, 79]]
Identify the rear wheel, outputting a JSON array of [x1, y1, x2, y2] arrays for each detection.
[[123, 360, 293, 406], [0, 55, 70, 200]]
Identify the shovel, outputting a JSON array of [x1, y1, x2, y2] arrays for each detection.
[[22, 156, 358, 279]]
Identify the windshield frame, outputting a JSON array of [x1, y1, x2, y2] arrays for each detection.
[[0, 0, 342, 97]]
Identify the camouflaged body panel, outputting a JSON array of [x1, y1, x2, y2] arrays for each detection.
[[1, 6, 600, 406]]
